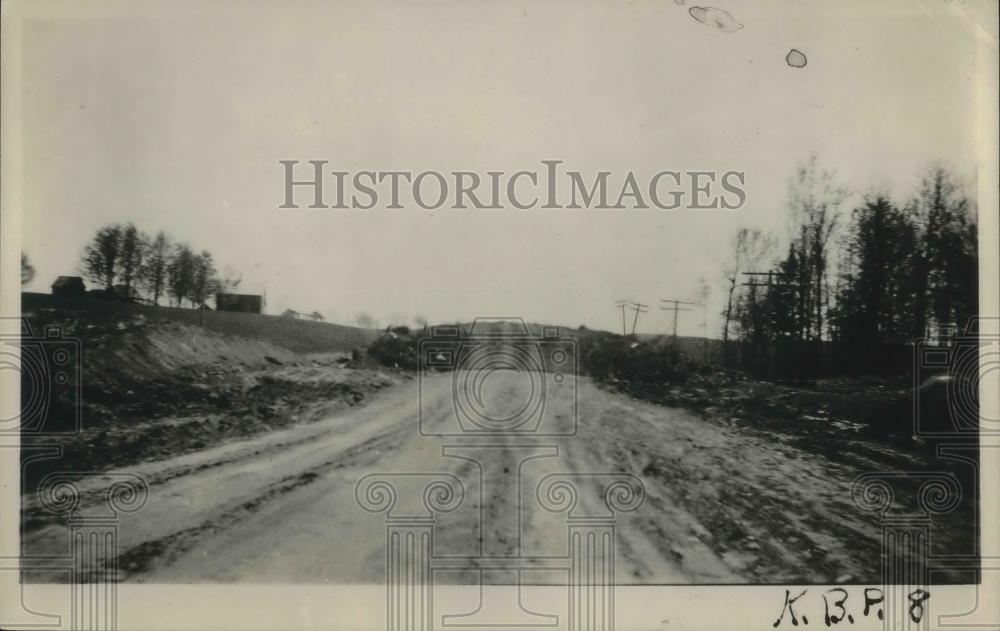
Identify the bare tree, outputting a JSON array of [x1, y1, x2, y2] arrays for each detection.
[[167, 244, 196, 307], [721, 227, 774, 359], [142, 231, 171, 304], [308, 311, 325, 321], [189, 250, 216, 307], [697, 276, 711, 362], [785, 154, 846, 340], [21, 253, 35, 286], [119, 223, 146, 299], [81, 224, 123, 290]]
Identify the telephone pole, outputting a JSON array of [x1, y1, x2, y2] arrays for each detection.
[[615, 300, 647, 335], [741, 271, 799, 332], [741, 270, 802, 376], [741, 272, 798, 321], [615, 300, 630, 335], [660, 299, 694, 340], [741, 271, 797, 290], [629, 302, 648, 335]]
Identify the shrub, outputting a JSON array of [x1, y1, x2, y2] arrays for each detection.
[[366, 332, 419, 369], [579, 333, 693, 384]]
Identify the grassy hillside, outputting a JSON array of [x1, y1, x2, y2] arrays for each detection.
[[22, 293, 377, 354]]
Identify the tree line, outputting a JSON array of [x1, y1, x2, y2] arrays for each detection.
[[79, 223, 241, 307], [722, 157, 977, 377]]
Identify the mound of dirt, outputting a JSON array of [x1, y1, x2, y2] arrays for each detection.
[[19, 304, 402, 492]]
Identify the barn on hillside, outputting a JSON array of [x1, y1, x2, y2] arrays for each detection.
[[215, 292, 263, 314]]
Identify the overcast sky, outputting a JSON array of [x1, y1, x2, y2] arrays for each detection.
[[17, 0, 997, 335]]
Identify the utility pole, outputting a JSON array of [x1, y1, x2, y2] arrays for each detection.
[[741, 270, 800, 376], [741, 271, 799, 332], [741, 272, 798, 323], [660, 299, 694, 340], [615, 300, 630, 335], [629, 302, 648, 335], [615, 300, 647, 335], [741, 271, 797, 290]]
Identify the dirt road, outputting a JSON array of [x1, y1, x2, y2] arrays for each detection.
[[23, 370, 910, 584]]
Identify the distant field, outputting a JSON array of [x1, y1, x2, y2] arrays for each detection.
[[21, 292, 378, 354]]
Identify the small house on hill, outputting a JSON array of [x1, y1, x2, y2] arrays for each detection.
[[216, 292, 263, 314], [51, 276, 86, 296]]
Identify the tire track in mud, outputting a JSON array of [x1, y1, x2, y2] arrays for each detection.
[[116, 422, 414, 580], [22, 384, 426, 536], [402, 374, 569, 583], [22, 435, 328, 532], [576, 385, 896, 583], [554, 385, 705, 583]]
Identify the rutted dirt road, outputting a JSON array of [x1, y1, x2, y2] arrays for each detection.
[[22, 370, 936, 584]]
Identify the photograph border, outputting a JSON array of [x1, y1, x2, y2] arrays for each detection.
[[1, 1, 997, 629]]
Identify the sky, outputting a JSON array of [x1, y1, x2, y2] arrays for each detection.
[[15, 0, 997, 336]]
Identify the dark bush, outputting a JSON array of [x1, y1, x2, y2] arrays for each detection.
[[578, 332, 694, 384], [366, 332, 419, 369]]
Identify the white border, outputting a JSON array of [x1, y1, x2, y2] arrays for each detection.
[[1, 1, 997, 629]]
